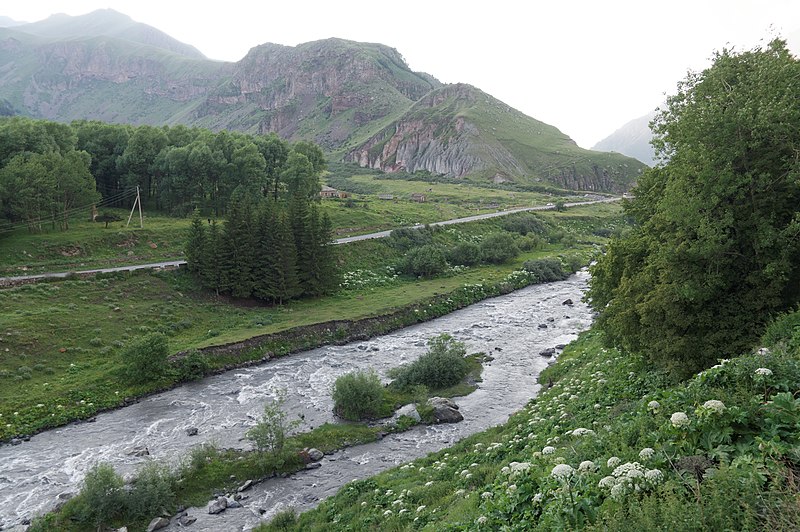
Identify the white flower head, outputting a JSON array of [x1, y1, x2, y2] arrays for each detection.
[[578, 460, 597, 473], [551, 463, 575, 480], [476, 516, 488, 525], [480, 491, 493, 500], [638, 448, 655, 460], [647, 400, 660, 412], [702, 400, 726, 415], [607, 456, 621, 468], [533, 492, 543, 503], [598, 475, 616, 489], [571, 427, 595, 437], [670, 411, 690, 428], [542, 446, 556, 455], [755, 368, 773, 377], [645, 469, 663, 483], [610, 482, 627, 500]]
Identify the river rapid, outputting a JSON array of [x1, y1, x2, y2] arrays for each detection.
[[0, 271, 593, 530]]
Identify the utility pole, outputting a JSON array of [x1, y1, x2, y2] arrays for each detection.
[[126, 186, 143, 228]]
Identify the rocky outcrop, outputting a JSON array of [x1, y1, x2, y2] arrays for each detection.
[[428, 397, 464, 423]]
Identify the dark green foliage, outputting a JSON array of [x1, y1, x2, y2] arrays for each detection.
[[332, 370, 385, 421], [588, 40, 800, 376], [388, 334, 469, 390], [479, 232, 519, 264], [502, 213, 546, 235], [269, 508, 299, 530], [185, 210, 205, 274], [75, 462, 125, 528], [127, 462, 176, 520], [522, 258, 569, 283], [401, 244, 448, 277], [447, 241, 482, 266], [173, 350, 211, 381], [388, 226, 435, 250], [762, 308, 800, 352], [123, 332, 169, 384], [246, 393, 300, 454]]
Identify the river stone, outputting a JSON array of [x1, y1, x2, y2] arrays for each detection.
[[539, 348, 556, 357], [146, 517, 169, 532], [207, 496, 228, 514], [226, 497, 242, 508], [428, 397, 463, 423], [186, 427, 198, 436], [563, 298, 574, 305], [305, 462, 322, 470], [9, 438, 21, 446], [179, 515, 197, 526], [394, 403, 421, 422], [307, 448, 324, 461], [237, 479, 253, 492], [538, 324, 548, 329], [129, 445, 149, 457]]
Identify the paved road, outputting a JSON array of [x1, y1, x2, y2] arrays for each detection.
[[0, 197, 620, 284]]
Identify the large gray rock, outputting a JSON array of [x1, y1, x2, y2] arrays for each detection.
[[179, 515, 197, 526], [146, 517, 169, 532], [306, 448, 324, 461], [428, 397, 463, 423], [394, 403, 421, 422], [207, 496, 228, 514]]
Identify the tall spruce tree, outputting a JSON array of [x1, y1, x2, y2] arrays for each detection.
[[185, 209, 206, 274], [272, 209, 301, 305]]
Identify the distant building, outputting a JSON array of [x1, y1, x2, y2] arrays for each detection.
[[410, 193, 426, 203], [320, 185, 345, 198]]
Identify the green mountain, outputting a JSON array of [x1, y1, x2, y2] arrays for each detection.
[[0, 12, 644, 191], [346, 84, 645, 192]]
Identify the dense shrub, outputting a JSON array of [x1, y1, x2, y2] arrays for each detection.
[[123, 332, 169, 384], [447, 241, 482, 266], [389, 334, 469, 390], [502, 213, 547, 235], [332, 370, 385, 420], [127, 462, 176, 520], [400, 244, 448, 277], [479, 233, 519, 264], [523, 258, 569, 282], [516, 233, 545, 251], [173, 349, 211, 381], [75, 463, 125, 528], [389, 226, 435, 250], [762, 308, 800, 351]]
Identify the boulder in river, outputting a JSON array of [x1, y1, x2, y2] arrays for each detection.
[[129, 446, 149, 457], [146, 517, 169, 532], [207, 496, 228, 514], [428, 397, 463, 423], [539, 348, 556, 357], [306, 448, 324, 462], [237, 479, 253, 492], [394, 403, 421, 422], [185, 427, 198, 436], [179, 515, 197, 526], [563, 298, 574, 306]]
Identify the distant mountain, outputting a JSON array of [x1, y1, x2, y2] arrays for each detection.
[[14, 9, 205, 59], [347, 84, 642, 192], [0, 13, 645, 192], [592, 111, 657, 166], [0, 16, 24, 28]]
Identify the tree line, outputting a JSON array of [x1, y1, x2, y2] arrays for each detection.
[[0, 116, 326, 234]]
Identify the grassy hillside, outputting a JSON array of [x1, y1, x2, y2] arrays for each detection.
[[261, 319, 800, 531]]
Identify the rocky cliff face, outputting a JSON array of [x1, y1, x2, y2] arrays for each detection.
[[193, 39, 439, 147], [346, 84, 643, 191]]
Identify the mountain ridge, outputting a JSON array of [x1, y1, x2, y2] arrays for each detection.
[[0, 12, 644, 191]]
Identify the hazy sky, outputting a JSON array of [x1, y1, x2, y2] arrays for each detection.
[[4, 1, 800, 148]]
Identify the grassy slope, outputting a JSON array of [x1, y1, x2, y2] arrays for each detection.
[[263, 324, 800, 531], [0, 203, 623, 440]]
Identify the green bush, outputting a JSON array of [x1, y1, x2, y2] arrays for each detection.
[[517, 233, 545, 251], [522, 258, 569, 282], [123, 332, 169, 383], [447, 242, 482, 266], [246, 393, 300, 454], [127, 462, 175, 520], [388, 334, 469, 390], [400, 244, 448, 277], [479, 233, 519, 264], [332, 370, 385, 421], [502, 213, 547, 235], [270, 508, 298, 529], [174, 349, 211, 381], [388, 226, 435, 250], [762, 308, 800, 351], [76, 462, 125, 528]]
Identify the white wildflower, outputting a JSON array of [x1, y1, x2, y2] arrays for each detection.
[[578, 460, 597, 473], [383, 510, 393, 517], [425, 481, 434, 487], [645, 469, 663, 483], [647, 400, 660, 411], [670, 412, 690, 428], [638, 448, 655, 460], [509, 462, 531, 476], [455, 489, 466, 497], [610, 482, 627, 500], [416, 505, 426, 513], [598, 476, 616, 489], [476, 516, 488, 525], [755, 368, 773, 376], [481, 491, 493, 499], [551, 464, 575, 480], [607, 456, 621, 468], [571, 427, 595, 437], [542, 446, 556, 455], [533, 493, 543, 503]]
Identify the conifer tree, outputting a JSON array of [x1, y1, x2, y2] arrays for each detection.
[[272, 209, 301, 305], [201, 220, 224, 294], [253, 200, 278, 301], [185, 209, 206, 274]]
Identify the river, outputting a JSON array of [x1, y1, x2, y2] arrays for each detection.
[[0, 271, 592, 530]]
